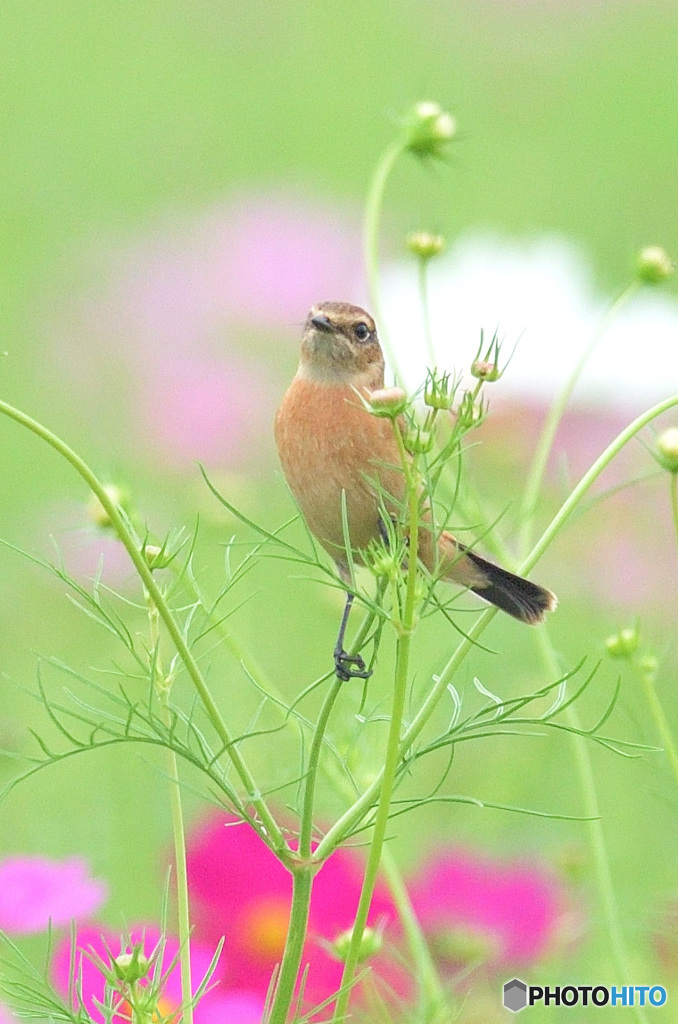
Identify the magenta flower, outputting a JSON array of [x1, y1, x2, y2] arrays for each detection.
[[408, 848, 573, 971], [0, 856, 107, 934], [52, 925, 264, 1024], [185, 815, 404, 1004]]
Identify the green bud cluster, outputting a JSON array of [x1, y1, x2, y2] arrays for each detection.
[[636, 245, 674, 285], [404, 101, 456, 159], [407, 231, 446, 260]]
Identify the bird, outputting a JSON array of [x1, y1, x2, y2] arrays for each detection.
[[274, 301, 557, 680]]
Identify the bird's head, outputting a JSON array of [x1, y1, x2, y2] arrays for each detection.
[[299, 302, 385, 388]]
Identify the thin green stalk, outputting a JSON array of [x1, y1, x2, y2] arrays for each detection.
[[380, 848, 447, 1020], [0, 399, 285, 852], [267, 676, 344, 1024], [534, 630, 649, 1024], [315, 392, 678, 860], [268, 869, 314, 1024], [145, 590, 193, 1024], [418, 258, 436, 371], [640, 661, 678, 792], [300, 675, 344, 859], [519, 282, 640, 556], [247, 592, 385, 1024], [363, 139, 407, 375], [332, 430, 421, 1023]]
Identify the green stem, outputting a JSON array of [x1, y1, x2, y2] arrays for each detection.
[[534, 631, 649, 1024], [252, 594, 385, 1024], [363, 140, 407, 376], [0, 399, 285, 852], [519, 282, 639, 557], [268, 868, 314, 1024], [380, 848, 447, 1019], [640, 661, 678, 793], [418, 258, 436, 371], [670, 472, 678, 553], [332, 430, 420, 1023], [267, 677, 344, 1024], [145, 590, 193, 1024], [315, 392, 678, 860], [300, 675, 344, 859]]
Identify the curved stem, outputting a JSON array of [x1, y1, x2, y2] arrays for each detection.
[[363, 140, 407, 376], [0, 399, 285, 852], [670, 472, 678, 554], [519, 282, 639, 556], [300, 675, 344, 859]]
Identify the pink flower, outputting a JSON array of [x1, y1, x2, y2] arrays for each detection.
[[138, 354, 266, 467], [408, 848, 573, 971], [0, 856, 107, 934], [49, 193, 363, 475], [185, 815, 403, 1004], [52, 925, 264, 1024]]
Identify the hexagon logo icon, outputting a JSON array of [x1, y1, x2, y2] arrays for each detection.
[[503, 978, 528, 1012]]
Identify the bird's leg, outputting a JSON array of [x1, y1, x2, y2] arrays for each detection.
[[334, 591, 372, 682]]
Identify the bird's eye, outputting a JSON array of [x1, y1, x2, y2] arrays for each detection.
[[354, 322, 370, 341]]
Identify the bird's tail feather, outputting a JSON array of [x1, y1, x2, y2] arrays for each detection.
[[463, 547, 557, 624]]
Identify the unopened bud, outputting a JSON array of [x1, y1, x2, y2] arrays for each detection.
[[113, 948, 151, 984], [87, 485, 127, 530], [365, 539, 399, 580], [605, 627, 639, 659], [424, 369, 457, 410], [406, 231, 445, 260], [455, 391, 486, 430], [405, 426, 434, 455], [657, 427, 678, 473], [636, 245, 674, 284], [471, 359, 500, 382], [142, 543, 173, 570], [404, 101, 456, 158], [332, 926, 382, 963], [368, 387, 408, 418]]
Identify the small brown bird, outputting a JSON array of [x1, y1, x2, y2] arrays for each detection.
[[275, 301, 557, 680]]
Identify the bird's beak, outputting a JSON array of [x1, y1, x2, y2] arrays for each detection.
[[310, 314, 333, 333]]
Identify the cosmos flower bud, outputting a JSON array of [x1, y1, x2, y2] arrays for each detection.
[[405, 426, 434, 455], [404, 101, 456, 158], [636, 245, 674, 284], [368, 387, 408, 418], [605, 627, 639, 659], [455, 391, 486, 430], [470, 359, 501, 382], [424, 369, 457, 410], [331, 925, 383, 963], [87, 485, 128, 530], [112, 946, 151, 984], [142, 542, 174, 570], [656, 427, 678, 473], [406, 231, 445, 260]]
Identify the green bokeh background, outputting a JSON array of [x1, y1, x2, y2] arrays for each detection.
[[1, 1, 677, 1016]]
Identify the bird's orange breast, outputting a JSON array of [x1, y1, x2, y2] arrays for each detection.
[[274, 376, 405, 563]]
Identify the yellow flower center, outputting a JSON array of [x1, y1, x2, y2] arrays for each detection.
[[241, 897, 290, 961]]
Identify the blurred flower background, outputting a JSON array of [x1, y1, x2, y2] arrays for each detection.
[[1, 1, 677, 1019]]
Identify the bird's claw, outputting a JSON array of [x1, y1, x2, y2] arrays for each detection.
[[334, 648, 372, 682]]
